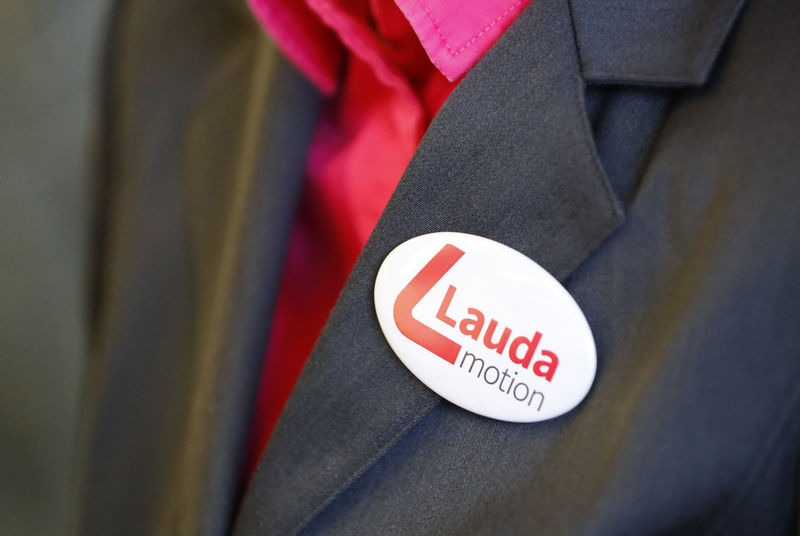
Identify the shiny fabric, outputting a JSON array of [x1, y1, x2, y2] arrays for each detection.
[[246, 0, 432, 474]]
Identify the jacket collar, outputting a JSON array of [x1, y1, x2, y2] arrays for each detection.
[[233, 0, 744, 532], [570, 0, 746, 86]]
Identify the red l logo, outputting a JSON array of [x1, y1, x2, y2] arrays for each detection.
[[393, 244, 464, 364]]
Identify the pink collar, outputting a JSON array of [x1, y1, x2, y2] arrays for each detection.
[[248, 0, 530, 93], [394, 0, 528, 80]]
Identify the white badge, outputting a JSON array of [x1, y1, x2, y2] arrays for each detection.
[[374, 232, 596, 422]]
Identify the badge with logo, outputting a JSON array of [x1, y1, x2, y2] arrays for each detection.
[[374, 232, 596, 422]]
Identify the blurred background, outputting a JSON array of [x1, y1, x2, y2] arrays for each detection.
[[0, 0, 107, 533]]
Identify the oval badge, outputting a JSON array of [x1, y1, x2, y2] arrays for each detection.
[[374, 232, 596, 422]]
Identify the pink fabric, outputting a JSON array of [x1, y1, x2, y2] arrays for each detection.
[[247, 0, 341, 94], [248, 0, 530, 87], [244, 0, 526, 480], [394, 0, 530, 80]]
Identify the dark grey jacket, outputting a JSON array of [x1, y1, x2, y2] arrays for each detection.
[[78, 0, 800, 534]]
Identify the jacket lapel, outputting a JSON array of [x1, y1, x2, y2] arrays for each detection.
[[234, 0, 746, 533], [234, 0, 619, 533]]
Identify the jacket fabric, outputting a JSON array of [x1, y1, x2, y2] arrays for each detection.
[[78, 0, 800, 534]]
